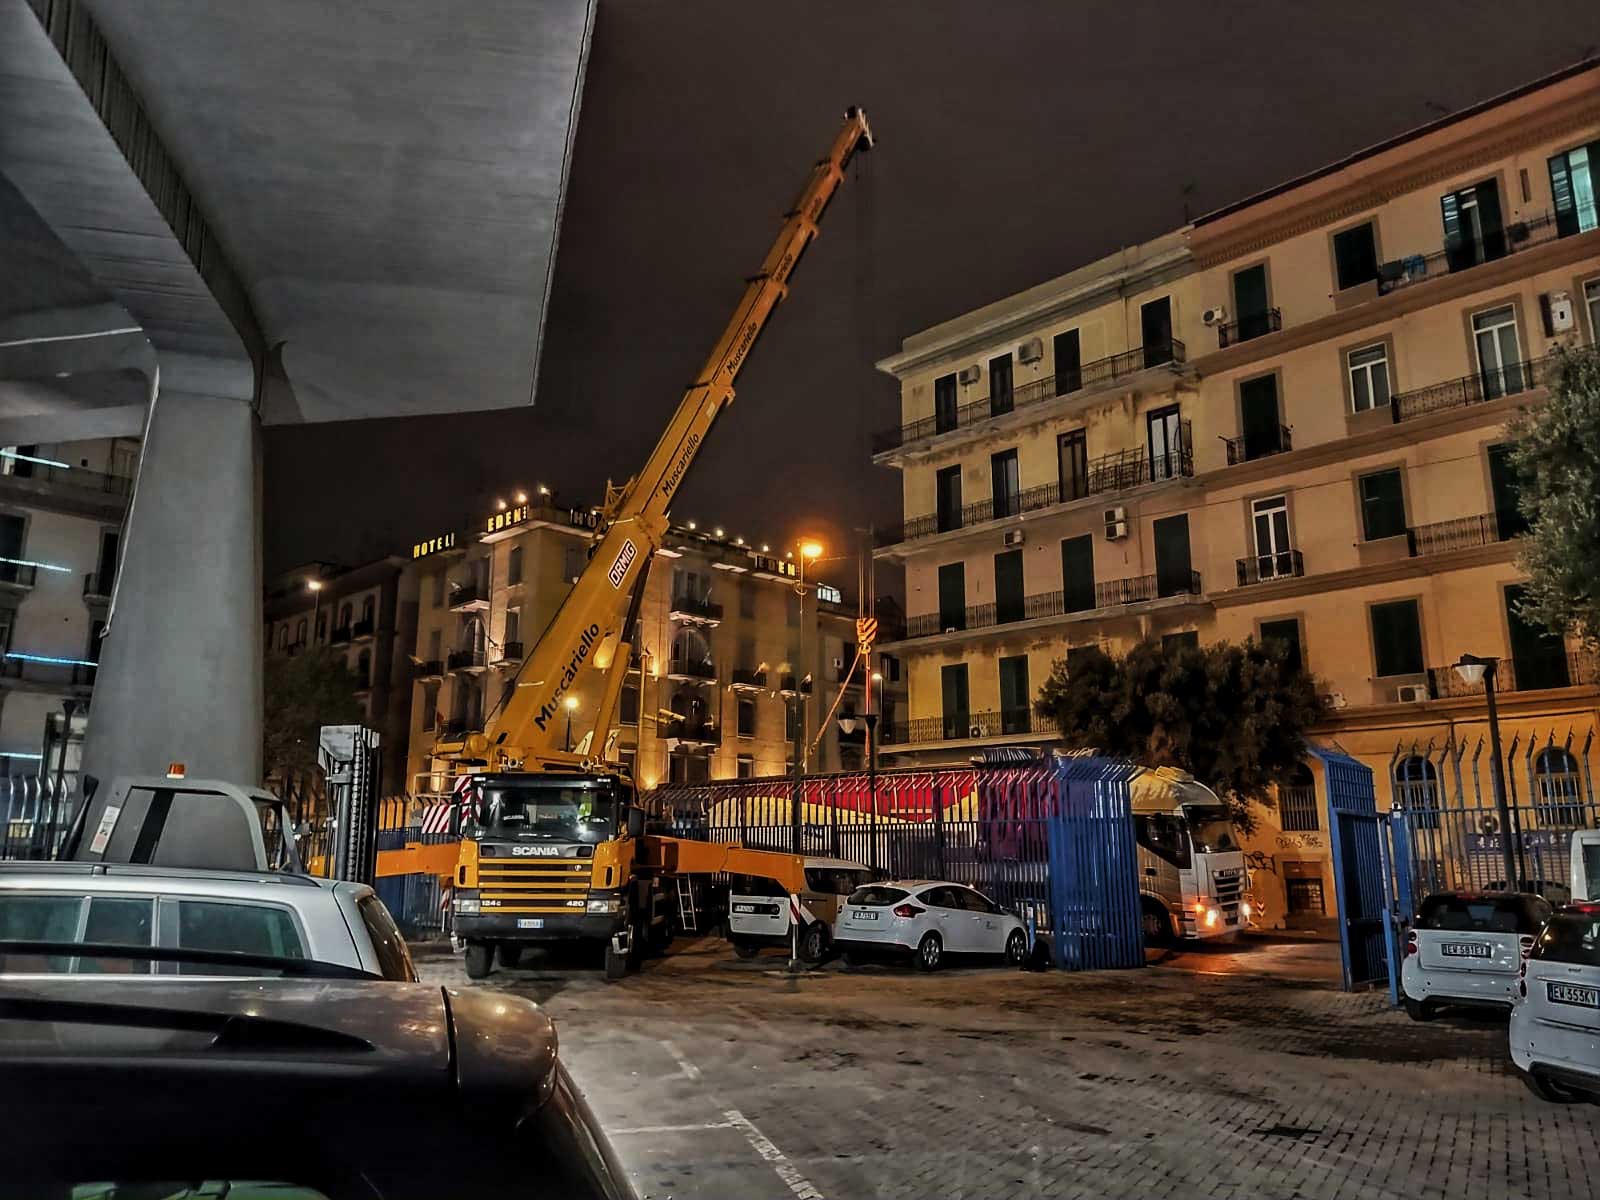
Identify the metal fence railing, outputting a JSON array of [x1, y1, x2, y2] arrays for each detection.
[[1390, 729, 1599, 909], [0, 774, 80, 862], [906, 571, 1204, 639]]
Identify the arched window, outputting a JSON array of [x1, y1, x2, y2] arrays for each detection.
[[295, 619, 307, 645], [337, 602, 352, 631], [277, 624, 289, 650], [315, 612, 327, 642], [1535, 747, 1584, 827], [1279, 763, 1319, 832], [507, 545, 524, 586], [356, 649, 372, 686], [360, 596, 374, 626], [1392, 755, 1440, 830]]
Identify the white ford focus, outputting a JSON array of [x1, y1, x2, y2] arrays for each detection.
[[833, 880, 1027, 971]]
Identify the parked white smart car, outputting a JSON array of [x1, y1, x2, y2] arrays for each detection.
[[1510, 903, 1600, 1103], [833, 880, 1027, 971], [1401, 891, 1551, 1020]]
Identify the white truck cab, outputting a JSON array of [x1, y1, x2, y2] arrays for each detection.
[[727, 857, 872, 963], [1130, 769, 1249, 944]]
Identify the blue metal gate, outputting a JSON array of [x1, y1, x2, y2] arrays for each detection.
[[1314, 745, 1396, 992], [1045, 757, 1145, 970]]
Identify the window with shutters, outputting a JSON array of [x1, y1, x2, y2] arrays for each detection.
[[507, 545, 524, 585], [1332, 222, 1379, 290], [1054, 329, 1082, 394], [1472, 305, 1524, 399], [1440, 179, 1505, 270], [1259, 618, 1303, 674], [1358, 469, 1406, 541], [1548, 140, 1600, 238], [1370, 599, 1424, 678], [619, 683, 639, 726], [934, 373, 958, 433], [737, 697, 756, 738]]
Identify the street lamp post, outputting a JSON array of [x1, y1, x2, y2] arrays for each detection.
[[307, 578, 323, 644], [838, 711, 880, 872], [790, 539, 824, 853], [1454, 653, 1520, 890], [563, 694, 579, 753]]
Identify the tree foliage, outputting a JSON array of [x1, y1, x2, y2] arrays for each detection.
[[1035, 638, 1327, 830], [1507, 346, 1600, 648], [264, 647, 364, 780]]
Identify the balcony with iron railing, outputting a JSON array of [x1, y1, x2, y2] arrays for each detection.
[[0, 461, 134, 501], [0, 562, 38, 589], [82, 571, 112, 601], [329, 624, 353, 645], [882, 707, 1055, 746], [871, 339, 1187, 454], [890, 430, 1193, 546], [777, 674, 813, 695], [667, 657, 717, 683], [1235, 550, 1304, 587], [1376, 207, 1576, 299], [1425, 650, 1599, 700], [350, 618, 375, 641], [0, 656, 96, 689], [446, 648, 487, 672], [668, 594, 723, 624], [904, 570, 1204, 640], [448, 581, 489, 611], [666, 719, 721, 748], [437, 719, 471, 740], [1388, 353, 1560, 424], [414, 659, 445, 680], [1407, 511, 1523, 557], [1221, 423, 1292, 466], [1216, 307, 1282, 348], [730, 667, 767, 691], [496, 640, 525, 666]]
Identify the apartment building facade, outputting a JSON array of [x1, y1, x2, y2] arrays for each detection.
[[872, 62, 1600, 926], [405, 497, 900, 797], [0, 436, 135, 780], [264, 558, 419, 792]]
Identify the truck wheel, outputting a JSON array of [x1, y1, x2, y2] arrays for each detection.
[[733, 940, 761, 960], [1141, 900, 1175, 948], [604, 942, 629, 981], [800, 921, 829, 964], [464, 941, 494, 980], [498, 944, 522, 969], [915, 932, 943, 972]]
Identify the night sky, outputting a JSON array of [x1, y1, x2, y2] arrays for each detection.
[[261, 1, 1596, 592]]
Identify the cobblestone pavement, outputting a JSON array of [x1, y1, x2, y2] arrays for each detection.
[[420, 936, 1598, 1199]]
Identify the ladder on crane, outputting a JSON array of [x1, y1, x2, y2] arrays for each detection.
[[674, 874, 698, 933]]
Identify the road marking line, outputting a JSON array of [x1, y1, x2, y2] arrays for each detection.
[[660, 1038, 702, 1080], [723, 1108, 825, 1200], [612, 1121, 735, 1135]]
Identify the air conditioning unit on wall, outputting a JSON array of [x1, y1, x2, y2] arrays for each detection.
[[1394, 684, 1429, 703], [1017, 337, 1043, 364], [1202, 305, 1228, 326], [968, 724, 983, 739], [957, 364, 981, 386], [1003, 529, 1025, 548], [1103, 505, 1128, 541]]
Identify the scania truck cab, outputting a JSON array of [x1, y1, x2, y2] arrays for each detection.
[[450, 773, 656, 980], [1130, 768, 1249, 944]]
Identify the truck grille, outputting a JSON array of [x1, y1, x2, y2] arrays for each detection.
[[1213, 870, 1243, 918], [477, 858, 592, 915]]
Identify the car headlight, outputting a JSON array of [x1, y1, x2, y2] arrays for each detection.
[[587, 898, 622, 914], [455, 897, 481, 915]]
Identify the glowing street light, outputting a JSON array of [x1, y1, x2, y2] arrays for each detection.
[[515, 490, 528, 504], [563, 693, 580, 752], [306, 579, 324, 643], [1454, 653, 1519, 888]]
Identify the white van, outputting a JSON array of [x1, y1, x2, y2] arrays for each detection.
[[727, 857, 872, 963]]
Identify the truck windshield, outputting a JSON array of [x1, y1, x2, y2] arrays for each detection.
[[478, 785, 620, 843], [1183, 805, 1239, 854]]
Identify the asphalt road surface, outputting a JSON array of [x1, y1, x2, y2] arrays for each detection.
[[419, 935, 1596, 1199]]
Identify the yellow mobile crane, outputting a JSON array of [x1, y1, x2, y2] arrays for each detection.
[[437, 108, 874, 979]]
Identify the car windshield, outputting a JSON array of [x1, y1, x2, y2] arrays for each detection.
[[477, 783, 620, 843], [1532, 913, 1600, 965], [1183, 805, 1238, 854], [1418, 893, 1551, 933], [848, 885, 908, 907]]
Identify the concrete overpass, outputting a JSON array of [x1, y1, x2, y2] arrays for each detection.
[[0, 0, 594, 784]]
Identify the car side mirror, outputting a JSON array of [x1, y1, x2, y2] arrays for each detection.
[[626, 806, 646, 839]]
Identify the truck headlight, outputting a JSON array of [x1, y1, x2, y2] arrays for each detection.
[[587, 898, 622, 914], [455, 897, 481, 915], [1241, 901, 1253, 919]]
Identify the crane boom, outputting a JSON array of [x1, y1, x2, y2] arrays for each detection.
[[441, 107, 873, 774]]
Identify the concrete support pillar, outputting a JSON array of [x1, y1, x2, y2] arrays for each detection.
[[83, 356, 263, 785]]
